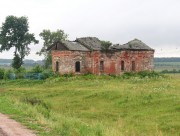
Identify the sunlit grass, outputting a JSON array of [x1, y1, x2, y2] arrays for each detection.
[[0, 75, 179, 136]]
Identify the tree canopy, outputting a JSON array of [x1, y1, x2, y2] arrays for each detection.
[[101, 40, 112, 52], [37, 29, 68, 68], [0, 15, 38, 69]]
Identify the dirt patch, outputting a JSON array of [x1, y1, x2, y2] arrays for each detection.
[[0, 113, 36, 136], [0, 128, 8, 136]]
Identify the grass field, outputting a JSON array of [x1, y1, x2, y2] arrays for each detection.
[[0, 75, 179, 136]]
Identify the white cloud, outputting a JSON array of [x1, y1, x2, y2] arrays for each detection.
[[0, 0, 180, 60]]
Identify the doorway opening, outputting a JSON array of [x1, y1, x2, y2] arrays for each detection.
[[56, 61, 59, 72], [100, 61, 104, 72], [132, 61, 135, 71], [75, 61, 80, 72], [121, 61, 125, 71]]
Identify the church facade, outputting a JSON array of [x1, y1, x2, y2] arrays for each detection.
[[48, 37, 154, 75]]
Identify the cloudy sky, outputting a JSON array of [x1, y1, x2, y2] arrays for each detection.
[[0, 0, 180, 60]]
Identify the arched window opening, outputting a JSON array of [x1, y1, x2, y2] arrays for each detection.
[[121, 61, 125, 71], [75, 61, 80, 72], [132, 61, 135, 71], [100, 61, 104, 71], [56, 61, 59, 72]]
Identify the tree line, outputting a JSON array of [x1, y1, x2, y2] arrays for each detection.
[[0, 15, 68, 70], [1, 15, 159, 71], [154, 57, 180, 62]]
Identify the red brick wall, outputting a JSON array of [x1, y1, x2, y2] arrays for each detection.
[[52, 50, 154, 75]]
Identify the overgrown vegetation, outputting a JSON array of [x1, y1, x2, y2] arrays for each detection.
[[0, 65, 55, 80], [100, 40, 112, 52], [0, 73, 179, 136], [0, 68, 163, 80]]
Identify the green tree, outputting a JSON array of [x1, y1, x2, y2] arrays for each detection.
[[11, 54, 22, 69], [101, 40, 112, 52], [37, 29, 68, 69], [0, 15, 38, 69]]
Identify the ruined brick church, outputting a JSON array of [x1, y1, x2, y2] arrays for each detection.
[[48, 37, 154, 75]]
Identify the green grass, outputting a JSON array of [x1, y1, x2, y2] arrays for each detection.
[[0, 75, 180, 136]]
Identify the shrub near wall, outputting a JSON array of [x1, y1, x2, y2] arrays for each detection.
[[0, 68, 5, 79]]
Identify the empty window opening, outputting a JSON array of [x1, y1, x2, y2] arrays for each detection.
[[121, 61, 125, 71], [132, 61, 135, 71], [56, 61, 59, 72], [75, 61, 80, 72], [100, 61, 104, 71]]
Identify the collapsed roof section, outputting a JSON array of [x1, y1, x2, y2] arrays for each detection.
[[111, 39, 154, 51], [47, 37, 154, 51]]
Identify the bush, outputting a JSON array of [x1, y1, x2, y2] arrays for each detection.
[[14, 67, 26, 79], [24, 69, 57, 80], [121, 71, 163, 79], [62, 73, 74, 78], [0, 68, 5, 79], [41, 69, 57, 79], [137, 71, 161, 78], [161, 69, 169, 73], [24, 73, 41, 80], [31, 65, 43, 73], [3, 69, 15, 80], [27, 66, 57, 80], [81, 73, 97, 80], [121, 72, 136, 79]]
